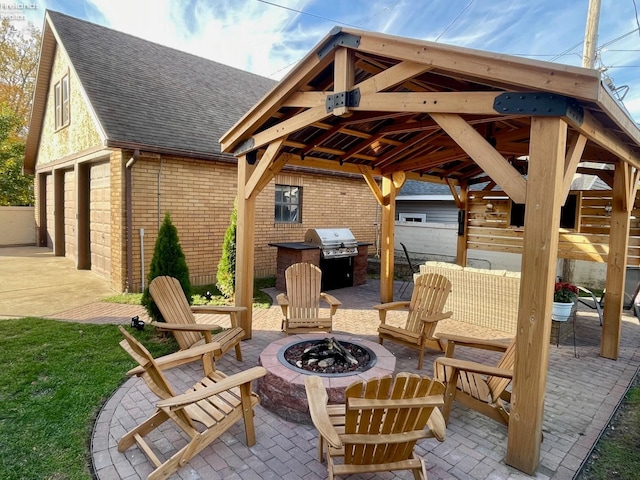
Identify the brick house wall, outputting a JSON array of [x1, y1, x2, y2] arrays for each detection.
[[123, 153, 380, 292]]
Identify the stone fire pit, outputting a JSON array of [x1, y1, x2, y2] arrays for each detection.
[[257, 333, 396, 423]]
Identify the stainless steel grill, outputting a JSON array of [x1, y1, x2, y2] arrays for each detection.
[[304, 228, 358, 259]]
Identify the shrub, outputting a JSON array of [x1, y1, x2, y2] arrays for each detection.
[[216, 199, 237, 298], [141, 212, 192, 321]]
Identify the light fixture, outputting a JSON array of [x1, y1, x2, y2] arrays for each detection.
[[604, 203, 612, 215], [486, 202, 494, 212]]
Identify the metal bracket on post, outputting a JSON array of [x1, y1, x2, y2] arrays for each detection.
[[493, 92, 584, 125], [326, 88, 361, 113], [234, 137, 255, 156]]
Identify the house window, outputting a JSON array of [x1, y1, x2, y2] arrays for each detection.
[[55, 73, 70, 129], [275, 185, 301, 223], [399, 213, 426, 223]]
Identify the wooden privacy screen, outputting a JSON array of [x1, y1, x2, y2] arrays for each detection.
[[465, 190, 640, 265]]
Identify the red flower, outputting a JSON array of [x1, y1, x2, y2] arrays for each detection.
[[554, 282, 578, 302]]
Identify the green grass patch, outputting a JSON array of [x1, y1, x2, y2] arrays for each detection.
[[0, 319, 178, 480], [578, 373, 640, 479]]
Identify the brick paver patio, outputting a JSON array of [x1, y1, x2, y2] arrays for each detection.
[[51, 280, 640, 480]]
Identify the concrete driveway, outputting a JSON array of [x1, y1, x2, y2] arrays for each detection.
[[0, 246, 116, 318]]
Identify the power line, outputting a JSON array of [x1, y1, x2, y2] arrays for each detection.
[[435, 0, 476, 42], [254, 0, 364, 29]]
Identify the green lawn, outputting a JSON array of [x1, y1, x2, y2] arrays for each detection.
[[0, 319, 178, 480]]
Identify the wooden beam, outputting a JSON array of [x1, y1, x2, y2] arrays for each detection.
[[359, 165, 386, 206], [220, 45, 334, 152], [235, 155, 257, 339], [281, 152, 380, 175], [446, 178, 462, 209], [392, 170, 406, 190], [235, 106, 330, 155], [507, 117, 567, 474], [354, 91, 502, 115], [431, 113, 527, 204], [354, 32, 600, 100], [561, 133, 587, 202], [244, 138, 285, 199], [567, 109, 640, 169], [380, 176, 397, 303], [355, 60, 432, 95], [601, 162, 634, 359], [282, 91, 326, 108], [333, 47, 355, 116]]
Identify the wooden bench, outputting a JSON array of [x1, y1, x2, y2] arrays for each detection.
[[418, 261, 519, 342]]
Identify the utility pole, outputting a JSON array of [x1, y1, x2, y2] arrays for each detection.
[[563, 0, 602, 284], [582, 0, 601, 68]]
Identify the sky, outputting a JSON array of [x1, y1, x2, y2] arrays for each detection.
[[5, 0, 640, 122]]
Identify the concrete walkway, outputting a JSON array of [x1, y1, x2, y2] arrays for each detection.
[[2, 246, 639, 479]]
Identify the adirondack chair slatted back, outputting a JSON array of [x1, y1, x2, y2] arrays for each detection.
[[406, 273, 452, 338], [343, 373, 445, 465], [285, 262, 322, 320], [118, 326, 181, 404], [487, 340, 516, 403], [150, 276, 201, 350]]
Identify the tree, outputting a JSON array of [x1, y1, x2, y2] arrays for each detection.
[[141, 212, 192, 322], [0, 18, 40, 133], [0, 19, 39, 205], [216, 199, 237, 298], [0, 103, 32, 205]]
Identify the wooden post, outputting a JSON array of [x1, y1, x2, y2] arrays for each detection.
[[379, 175, 396, 303], [456, 183, 468, 266], [507, 117, 567, 474], [601, 162, 634, 359], [53, 168, 65, 257], [235, 154, 257, 339], [76, 163, 90, 269]]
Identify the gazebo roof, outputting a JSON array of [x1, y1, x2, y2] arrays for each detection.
[[221, 27, 640, 195]]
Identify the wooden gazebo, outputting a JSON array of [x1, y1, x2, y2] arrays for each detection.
[[220, 27, 640, 474]]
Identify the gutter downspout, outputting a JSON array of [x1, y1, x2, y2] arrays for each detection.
[[125, 149, 140, 292]]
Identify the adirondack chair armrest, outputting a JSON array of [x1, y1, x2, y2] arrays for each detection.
[[156, 366, 267, 409], [151, 321, 223, 333], [436, 333, 511, 356], [435, 357, 513, 378], [373, 300, 411, 324], [320, 292, 341, 315], [373, 300, 411, 311], [276, 293, 289, 317], [426, 407, 447, 442], [421, 311, 453, 324], [126, 340, 222, 376], [190, 305, 246, 328], [304, 376, 343, 449]]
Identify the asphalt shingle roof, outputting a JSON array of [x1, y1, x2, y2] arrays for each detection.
[[48, 10, 276, 157]]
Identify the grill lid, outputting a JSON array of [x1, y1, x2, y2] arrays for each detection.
[[305, 228, 357, 258]]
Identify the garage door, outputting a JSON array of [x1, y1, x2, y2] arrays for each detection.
[[45, 174, 54, 248], [89, 163, 110, 279], [64, 170, 76, 263]]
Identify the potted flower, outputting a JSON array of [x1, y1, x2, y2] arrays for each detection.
[[552, 281, 578, 321]]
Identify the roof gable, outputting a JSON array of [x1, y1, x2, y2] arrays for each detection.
[[25, 10, 276, 172]]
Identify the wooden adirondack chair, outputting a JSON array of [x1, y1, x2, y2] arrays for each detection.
[[376, 273, 452, 369], [433, 334, 515, 426], [149, 276, 245, 365], [117, 326, 266, 480], [276, 262, 341, 334], [305, 372, 447, 480]]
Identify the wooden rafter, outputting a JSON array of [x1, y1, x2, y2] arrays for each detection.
[[431, 113, 527, 204]]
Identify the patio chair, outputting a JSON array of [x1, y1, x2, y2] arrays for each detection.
[[304, 372, 446, 480], [149, 276, 245, 367], [398, 242, 421, 298], [577, 265, 640, 325], [433, 334, 515, 426], [276, 262, 341, 334], [117, 326, 266, 480], [376, 272, 452, 369]]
